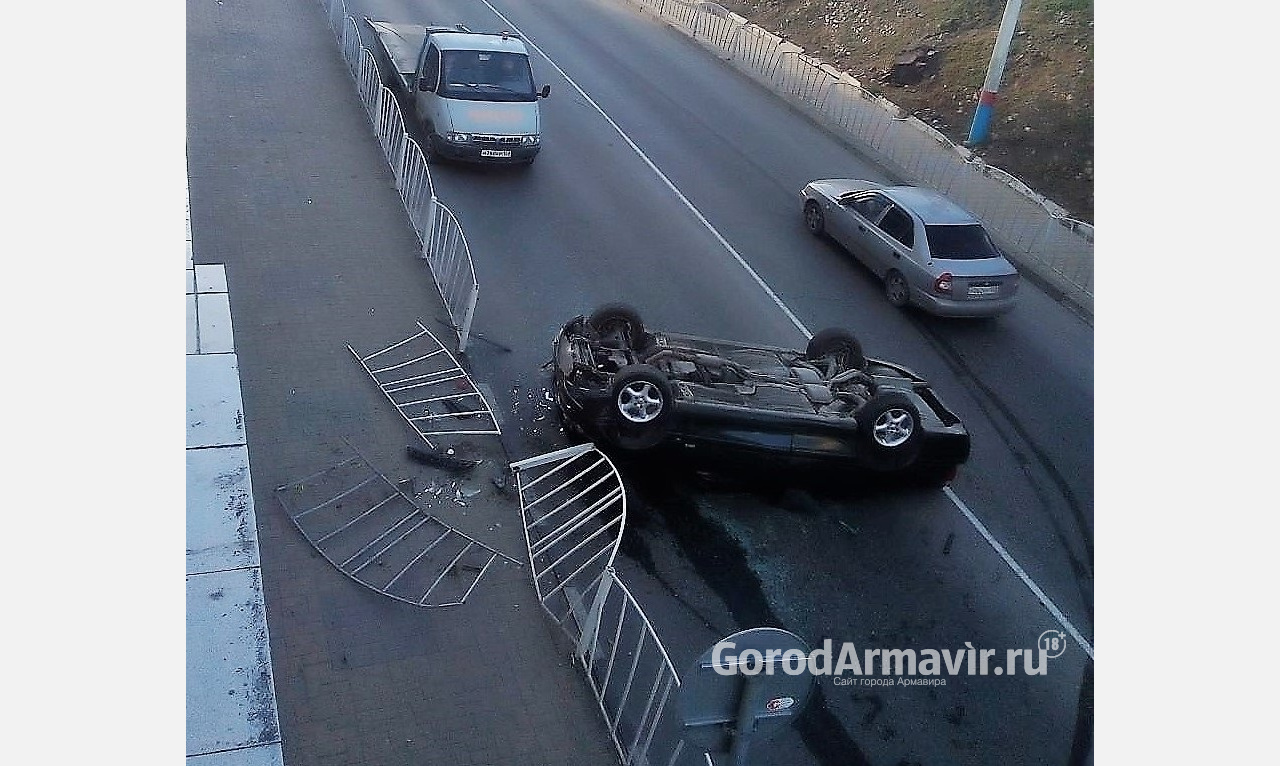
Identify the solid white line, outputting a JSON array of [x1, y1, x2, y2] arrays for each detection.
[[478, 0, 812, 340], [480, 0, 1093, 660], [944, 486, 1094, 659]]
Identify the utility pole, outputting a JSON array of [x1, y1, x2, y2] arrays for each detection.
[[967, 0, 1024, 146]]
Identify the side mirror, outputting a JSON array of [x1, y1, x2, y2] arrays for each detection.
[[539, 84, 551, 98], [418, 78, 436, 93]]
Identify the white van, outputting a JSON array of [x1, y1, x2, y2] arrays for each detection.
[[370, 22, 550, 165]]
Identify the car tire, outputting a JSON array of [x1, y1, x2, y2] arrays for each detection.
[[803, 200, 825, 236], [805, 328, 866, 371], [885, 270, 911, 308], [420, 133, 438, 164], [857, 391, 923, 468], [588, 303, 646, 350], [606, 364, 673, 450]]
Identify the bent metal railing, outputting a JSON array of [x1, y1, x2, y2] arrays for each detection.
[[626, 0, 1094, 313], [347, 322, 501, 449], [317, 0, 482, 351], [511, 444, 697, 766], [275, 452, 517, 607]]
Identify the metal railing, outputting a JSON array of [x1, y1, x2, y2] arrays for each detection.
[[318, 0, 483, 351], [347, 322, 502, 448], [627, 0, 1094, 313], [512, 444, 698, 766], [275, 451, 518, 607]]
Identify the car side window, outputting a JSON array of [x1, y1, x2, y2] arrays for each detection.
[[879, 206, 915, 247], [420, 45, 441, 91], [848, 193, 891, 222]]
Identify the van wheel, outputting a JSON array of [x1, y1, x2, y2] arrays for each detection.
[[420, 133, 437, 163]]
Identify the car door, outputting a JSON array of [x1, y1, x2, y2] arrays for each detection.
[[671, 382, 796, 465], [416, 43, 443, 128], [828, 192, 892, 268], [864, 203, 918, 278]]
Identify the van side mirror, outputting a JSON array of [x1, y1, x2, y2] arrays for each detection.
[[418, 78, 436, 93], [539, 84, 551, 98]]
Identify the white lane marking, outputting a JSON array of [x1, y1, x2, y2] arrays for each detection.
[[481, 0, 1094, 659], [479, 0, 811, 340], [945, 486, 1094, 658]]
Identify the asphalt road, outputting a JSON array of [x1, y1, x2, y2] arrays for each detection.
[[256, 0, 1094, 762]]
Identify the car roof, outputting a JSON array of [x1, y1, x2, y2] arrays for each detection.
[[880, 186, 979, 225], [432, 32, 530, 55]]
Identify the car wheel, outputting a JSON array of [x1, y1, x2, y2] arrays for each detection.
[[606, 364, 673, 450], [588, 303, 646, 350], [420, 133, 438, 163], [885, 270, 910, 308], [857, 391, 923, 468], [803, 200, 825, 236], [805, 328, 866, 371]]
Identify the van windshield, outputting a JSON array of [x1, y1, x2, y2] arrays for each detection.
[[439, 50, 536, 101]]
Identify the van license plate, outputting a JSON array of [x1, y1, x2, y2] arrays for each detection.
[[967, 285, 999, 297], [480, 149, 512, 159]]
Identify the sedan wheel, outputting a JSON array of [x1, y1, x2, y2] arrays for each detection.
[[804, 201, 825, 236], [885, 270, 910, 308], [857, 391, 923, 469], [617, 380, 665, 423], [607, 365, 674, 451], [871, 407, 915, 447]]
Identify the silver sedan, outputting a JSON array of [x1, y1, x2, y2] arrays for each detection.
[[800, 179, 1019, 317]]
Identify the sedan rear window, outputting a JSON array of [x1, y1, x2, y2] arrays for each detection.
[[924, 224, 1000, 260]]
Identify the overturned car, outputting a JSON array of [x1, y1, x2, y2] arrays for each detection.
[[551, 304, 971, 485]]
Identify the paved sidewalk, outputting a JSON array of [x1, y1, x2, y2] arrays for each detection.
[[187, 191, 285, 766], [186, 0, 617, 763]]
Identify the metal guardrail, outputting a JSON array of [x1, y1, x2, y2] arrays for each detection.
[[628, 0, 1094, 313], [318, 0, 483, 351], [347, 322, 502, 448], [275, 452, 517, 607], [512, 444, 698, 766]]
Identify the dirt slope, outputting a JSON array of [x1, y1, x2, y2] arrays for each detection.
[[718, 0, 1094, 222]]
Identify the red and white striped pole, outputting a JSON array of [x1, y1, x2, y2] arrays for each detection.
[[968, 0, 1024, 146]]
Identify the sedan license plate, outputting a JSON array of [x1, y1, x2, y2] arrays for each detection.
[[967, 284, 1000, 297], [480, 149, 513, 159]]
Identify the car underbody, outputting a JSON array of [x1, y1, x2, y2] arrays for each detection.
[[551, 305, 971, 485]]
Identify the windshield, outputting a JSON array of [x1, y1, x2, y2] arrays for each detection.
[[924, 224, 1001, 260], [439, 50, 536, 101]]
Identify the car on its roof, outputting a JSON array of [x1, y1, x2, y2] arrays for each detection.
[[551, 304, 971, 486], [800, 179, 1019, 317]]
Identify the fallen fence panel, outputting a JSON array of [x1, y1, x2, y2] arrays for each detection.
[[348, 322, 501, 448], [275, 451, 517, 607]]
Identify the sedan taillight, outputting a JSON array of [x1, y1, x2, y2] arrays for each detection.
[[933, 272, 953, 295]]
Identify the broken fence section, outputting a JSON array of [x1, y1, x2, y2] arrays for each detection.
[[512, 444, 702, 766], [276, 453, 518, 607], [348, 322, 501, 450]]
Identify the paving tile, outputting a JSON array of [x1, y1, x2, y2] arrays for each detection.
[[196, 263, 229, 294], [187, 568, 281, 755], [197, 292, 236, 354], [187, 354, 246, 448], [187, 445, 259, 574]]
